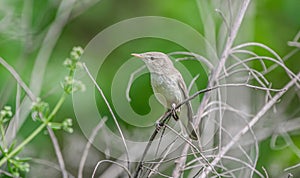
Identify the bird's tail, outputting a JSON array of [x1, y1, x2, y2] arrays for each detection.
[[178, 79, 199, 140], [186, 100, 198, 140]]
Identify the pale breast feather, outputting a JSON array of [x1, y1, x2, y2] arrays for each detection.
[[150, 73, 183, 106]]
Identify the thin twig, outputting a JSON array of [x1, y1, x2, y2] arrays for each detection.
[[188, 74, 200, 93], [0, 93, 67, 167], [13, 85, 21, 142], [288, 41, 300, 48], [92, 160, 131, 178], [148, 136, 178, 177], [199, 72, 300, 177], [194, 0, 252, 128], [147, 147, 217, 165], [5, 0, 76, 145], [29, 0, 75, 95], [133, 112, 171, 178], [187, 155, 265, 178], [169, 51, 214, 70], [193, 0, 251, 176], [172, 141, 190, 178], [126, 65, 146, 102], [165, 124, 218, 176], [134, 81, 283, 177], [284, 162, 300, 172], [78, 117, 107, 178], [47, 127, 68, 178], [31, 158, 75, 177], [0, 170, 15, 177], [228, 55, 298, 81], [292, 30, 300, 42], [262, 166, 269, 178], [210, 166, 245, 178], [215, 8, 230, 33], [0, 57, 36, 101], [154, 117, 171, 158], [201, 102, 258, 167], [142, 165, 170, 177], [179, 83, 284, 109], [82, 63, 130, 170]]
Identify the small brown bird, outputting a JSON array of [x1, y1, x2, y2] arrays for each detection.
[[132, 52, 198, 140]]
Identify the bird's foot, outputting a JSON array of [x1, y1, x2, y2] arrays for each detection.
[[171, 103, 179, 121], [155, 120, 164, 131]]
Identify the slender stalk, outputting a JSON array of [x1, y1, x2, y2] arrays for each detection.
[[133, 82, 283, 177], [133, 113, 171, 178], [0, 93, 66, 167], [172, 142, 190, 178], [0, 124, 5, 146], [0, 57, 36, 101], [47, 127, 68, 178], [82, 63, 130, 169], [92, 160, 132, 178], [5, 0, 76, 145], [195, 0, 251, 129], [199, 72, 300, 177], [78, 117, 107, 178]]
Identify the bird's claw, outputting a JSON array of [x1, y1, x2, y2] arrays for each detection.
[[155, 121, 163, 131], [171, 103, 179, 121]]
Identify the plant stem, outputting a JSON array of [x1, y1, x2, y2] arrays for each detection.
[[0, 93, 67, 167], [0, 124, 6, 147]]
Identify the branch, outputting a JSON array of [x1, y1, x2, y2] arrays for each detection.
[[82, 63, 130, 169], [178, 0, 252, 176], [47, 127, 68, 178], [92, 160, 131, 178], [133, 112, 171, 178], [199, 72, 300, 177], [195, 0, 251, 127], [0, 57, 36, 101], [31, 158, 74, 177], [134, 82, 271, 177], [78, 117, 107, 178], [5, 0, 76, 144]]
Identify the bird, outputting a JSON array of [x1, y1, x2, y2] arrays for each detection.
[[131, 52, 198, 140]]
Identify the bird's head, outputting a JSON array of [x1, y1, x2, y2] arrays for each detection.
[[131, 52, 174, 73]]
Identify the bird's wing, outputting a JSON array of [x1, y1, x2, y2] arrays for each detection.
[[177, 77, 193, 117], [177, 77, 198, 140]]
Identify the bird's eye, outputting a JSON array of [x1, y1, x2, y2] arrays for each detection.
[[150, 57, 155, 60]]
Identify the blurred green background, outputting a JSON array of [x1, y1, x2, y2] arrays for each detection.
[[0, 0, 299, 177]]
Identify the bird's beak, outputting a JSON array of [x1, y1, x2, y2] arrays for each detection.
[[131, 53, 143, 58]]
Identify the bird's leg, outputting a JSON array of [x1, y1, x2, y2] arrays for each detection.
[[171, 103, 179, 121], [155, 120, 164, 131]]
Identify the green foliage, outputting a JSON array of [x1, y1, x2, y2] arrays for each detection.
[[48, 118, 73, 134], [31, 98, 50, 121], [6, 156, 30, 177], [0, 46, 85, 177], [0, 107, 30, 177], [0, 106, 12, 123], [0, 106, 13, 144], [0, 106, 13, 139], [62, 46, 85, 94]]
